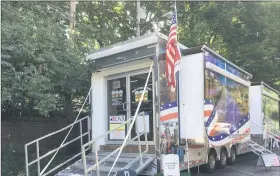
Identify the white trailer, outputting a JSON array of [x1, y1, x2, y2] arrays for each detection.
[[250, 82, 280, 150], [24, 33, 280, 176], [158, 45, 253, 173]]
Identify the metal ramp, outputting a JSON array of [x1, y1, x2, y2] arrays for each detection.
[[56, 152, 155, 176], [244, 122, 280, 160], [245, 140, 277, 156]]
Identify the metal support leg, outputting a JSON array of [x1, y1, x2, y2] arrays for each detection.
[[81, 147, 88, 176], [36, 141, 40, 176], [94, 142, 100, 176], [25, 145, 29, 176], [87, 116, 91, 150], [143, 112, 148, 152], [80, 121, 83, 149], [136, 113, 143, 165]]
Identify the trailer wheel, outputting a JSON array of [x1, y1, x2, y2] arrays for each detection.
[[227, 147, 236, 165], [217, 149, 227, 169], [203, 150, 216, 173]]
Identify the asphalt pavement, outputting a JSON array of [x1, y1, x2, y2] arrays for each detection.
[[189, 152, 280, 176]]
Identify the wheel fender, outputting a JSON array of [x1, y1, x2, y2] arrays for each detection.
[[206, 148, 217, 163], [230, 145, 237, 157]]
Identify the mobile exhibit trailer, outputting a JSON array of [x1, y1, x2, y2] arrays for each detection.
[[250, 82, 280, 150], [86, 32, 253, 174], [24, 33, 279, 176], [160, 45, 252, 172]]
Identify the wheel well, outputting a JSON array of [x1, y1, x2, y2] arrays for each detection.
[[221, 146, 228, 157], [231, 145, 237, 155], [231, 145, 237, 151], [207, 148, 217, 163], [208, 148, 217, 157]]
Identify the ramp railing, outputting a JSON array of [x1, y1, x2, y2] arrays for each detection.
[[81, 112, 148, 176], [81, 62, 153, 176], [250, 122, 280, 150], [25, 76, 96, 176], [25, 116, 91, 176]]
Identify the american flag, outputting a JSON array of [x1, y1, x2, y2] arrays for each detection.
[[166, 12, 181, 89]]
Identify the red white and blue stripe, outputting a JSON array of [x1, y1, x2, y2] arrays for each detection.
[[160, 100, 251, 146], [204, 99, 250, 146], [160, 101, 178, 122]]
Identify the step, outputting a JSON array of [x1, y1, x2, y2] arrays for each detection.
[[70, 162, 94, 171], [88, 152, 140, 158], [98, 165, 123, 173], [86, 155, 134, 163], [100, 145, 155, 154], [70, 162, 124, 173]]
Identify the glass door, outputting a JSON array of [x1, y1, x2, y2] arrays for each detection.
[[129, 72, 154, 141], [107, 77, 127, 141], [106, 71, 154, 144]]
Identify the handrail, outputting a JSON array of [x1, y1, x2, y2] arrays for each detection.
[[83, 131, 147, 174], [26, 116, 89, 146], [25, 116, 91, 176], [27, 132, 89, 166], [83, 118, 133, 148], [251, 122, 280, 142], [80, 111, 149, 176], [42, 147, 91, 176], [40, 77, 95, 175], [25, 75, 97, 176]]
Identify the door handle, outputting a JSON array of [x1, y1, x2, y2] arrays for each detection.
[[123, 102, 127, 111]]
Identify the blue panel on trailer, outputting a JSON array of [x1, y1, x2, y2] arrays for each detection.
[[204, 53, 249, 81], [205, 53, 226, 69]]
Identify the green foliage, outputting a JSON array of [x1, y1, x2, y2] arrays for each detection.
[[1, 2, 90, 117], [1, 141, 25, 176]]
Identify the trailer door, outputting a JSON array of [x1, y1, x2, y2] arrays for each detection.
[[179, 52, 205, 140]]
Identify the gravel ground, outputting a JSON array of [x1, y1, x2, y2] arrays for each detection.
[[189, 152, 280, 176]]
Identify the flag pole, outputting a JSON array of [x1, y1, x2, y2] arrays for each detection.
[[174, 0, 179, 41]]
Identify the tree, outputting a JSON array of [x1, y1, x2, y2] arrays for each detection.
[[1, 2, 90, 118], [1, 1, 279, 118]]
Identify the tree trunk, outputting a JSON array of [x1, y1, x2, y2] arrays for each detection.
[[69, 0, 76, 30], [63, 94, 75, 121]]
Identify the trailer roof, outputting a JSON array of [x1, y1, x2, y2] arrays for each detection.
[[86, 32, 187, 62], [181, 45, 253, 79], [251, 82, 279, 94]]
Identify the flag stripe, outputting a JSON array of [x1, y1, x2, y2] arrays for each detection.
[[165, 12, 181, 89], [160, 112, 178, 121]]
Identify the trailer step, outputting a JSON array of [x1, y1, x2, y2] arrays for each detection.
[[56, 153, 155, 176]]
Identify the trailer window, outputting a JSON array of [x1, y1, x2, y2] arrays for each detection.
[[262, 94, 280, 133]]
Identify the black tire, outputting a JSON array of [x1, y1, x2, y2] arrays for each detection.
[[217, 149, 227, 169], [227, 147, 236, 165], [203, 150, 216, 173]]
